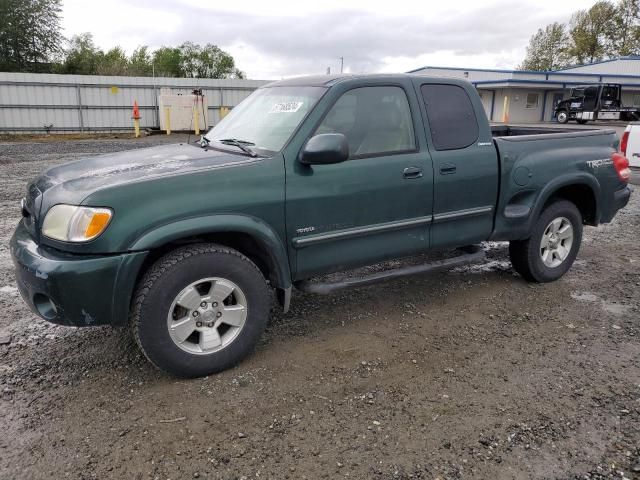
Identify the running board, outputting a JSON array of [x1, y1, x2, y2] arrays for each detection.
[[295, 245, 486, 295]]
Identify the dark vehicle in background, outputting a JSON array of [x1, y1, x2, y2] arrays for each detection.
[[10, 74, 633, 378], [554, 83, 640, 124]]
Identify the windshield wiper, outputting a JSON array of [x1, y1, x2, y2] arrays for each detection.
[[217, 138, 258, 157]]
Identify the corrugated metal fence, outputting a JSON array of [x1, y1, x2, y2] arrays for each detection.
[[0, 72, 268, 133]]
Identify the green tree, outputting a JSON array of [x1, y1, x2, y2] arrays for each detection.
[[519, 22, 570, 71], [177, 42, 244, 78], [567, 1, 617, 64], [55, 33, 103, 74], [607, 0, 640, 56], [129, 45, 153, 76], [47, 33, 246, 78], [0, 0, 63, 72], [97, 46, 129, 75], [151, 46, 182, 77]]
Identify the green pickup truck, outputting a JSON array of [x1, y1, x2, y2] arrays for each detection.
[[11, 74, 632, 377]]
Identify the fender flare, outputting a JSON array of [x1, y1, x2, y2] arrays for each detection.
[[129, 214, 292, 289], [529, 173, 601, 231]]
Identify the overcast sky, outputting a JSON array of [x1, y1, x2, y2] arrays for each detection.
[[61, 0, 601, 79]]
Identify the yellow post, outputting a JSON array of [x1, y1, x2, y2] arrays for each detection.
[[193, 105, 200, 135], [165, 106, 171, 135], [220, 106, 230, 119], [502, 95, 510, 123], [132, 100, 141, 138]]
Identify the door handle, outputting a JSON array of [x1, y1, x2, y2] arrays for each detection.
[[440, 163, 457, 175], [403, 166, 423, 179]]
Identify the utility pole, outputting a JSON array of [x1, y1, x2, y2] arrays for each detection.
[[340, 57, 344, 73]]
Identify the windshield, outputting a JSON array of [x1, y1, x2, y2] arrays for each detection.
[[205, 86, 327, 154]]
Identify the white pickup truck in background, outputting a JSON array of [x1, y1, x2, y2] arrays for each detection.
[[622, 124, 640, 168]]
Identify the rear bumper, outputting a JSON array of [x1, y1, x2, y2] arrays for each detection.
[[601, 186, 632, 223], [10, 221, 147, 327]]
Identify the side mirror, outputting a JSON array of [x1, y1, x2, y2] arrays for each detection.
[[299, 133, 349, 165]]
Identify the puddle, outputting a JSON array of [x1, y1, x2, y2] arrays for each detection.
[[571, 291, 631, 316], [600, 301, 631, 316], [0, 285, 18, 296], [480, 241, 509, 252], [452, 260, 512, 274], [570, 292, 599, 302]]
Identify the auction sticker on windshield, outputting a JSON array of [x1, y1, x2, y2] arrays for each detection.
[[269, 101, 304, 113]]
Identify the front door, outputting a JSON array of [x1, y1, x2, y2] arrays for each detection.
[[418, 82, 499, 248], [583, 86, 599, 111], [285, 84, 433, 280]]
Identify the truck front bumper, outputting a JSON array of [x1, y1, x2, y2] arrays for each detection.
[[10, 221, 147, 327]]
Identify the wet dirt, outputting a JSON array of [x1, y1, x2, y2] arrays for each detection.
[[0, 137, 638, 480]]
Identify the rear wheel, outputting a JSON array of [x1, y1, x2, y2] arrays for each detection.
[[509, 200, 582, 283], [131, 243, 271, 378], [556, 110, 569, 124]]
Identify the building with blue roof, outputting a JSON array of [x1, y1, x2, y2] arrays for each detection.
[[409, 56, 640, 123]]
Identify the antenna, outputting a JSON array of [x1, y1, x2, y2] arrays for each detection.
[[340, 57, 344, 73]]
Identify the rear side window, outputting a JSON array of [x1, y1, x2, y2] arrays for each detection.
[[420, 84, 479, 151]]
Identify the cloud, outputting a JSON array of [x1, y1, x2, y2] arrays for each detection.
[[62, 0, 601, 78]]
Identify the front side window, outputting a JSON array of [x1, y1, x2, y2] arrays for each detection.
[[205, 86, 326, 154], [315, 86, 416, 158], [585, 86, 599, 99]]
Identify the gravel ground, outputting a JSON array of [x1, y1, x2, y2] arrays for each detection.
[[0, 135, 638, 480]]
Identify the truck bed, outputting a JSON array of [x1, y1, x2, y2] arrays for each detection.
[[489, 126, 619, 242], [491, 125, 597, 137]]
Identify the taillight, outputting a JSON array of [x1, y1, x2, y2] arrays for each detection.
[[612, 152, 631, 182], [620, 130, 629, 156]]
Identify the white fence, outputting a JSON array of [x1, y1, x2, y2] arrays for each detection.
[[0, 72, 268, 133]]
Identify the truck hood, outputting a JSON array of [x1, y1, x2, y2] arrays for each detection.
[[37, 143, 257, 194], [26, 143, 261, 228]]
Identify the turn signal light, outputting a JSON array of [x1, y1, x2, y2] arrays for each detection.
[[84, 212, 112, 238]]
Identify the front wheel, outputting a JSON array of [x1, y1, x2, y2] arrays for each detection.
[[509, 200, 583, 283], [556, 110, 569, 124], [131, 244, 271, 378]]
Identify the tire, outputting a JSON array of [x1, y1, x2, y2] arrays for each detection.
[[556, 110, 569, 124], [509, 200, 582, 283], [576, 119, 588, 125], [131, 243, 271, 378]]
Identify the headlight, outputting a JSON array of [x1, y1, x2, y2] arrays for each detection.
[[42, 205, 113, 242]]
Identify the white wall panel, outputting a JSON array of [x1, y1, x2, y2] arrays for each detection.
[[0, 72, 267, 133]]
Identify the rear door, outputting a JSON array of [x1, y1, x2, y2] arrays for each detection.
[[418, 82, 499, 248], [285, 83, 433, 280]]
